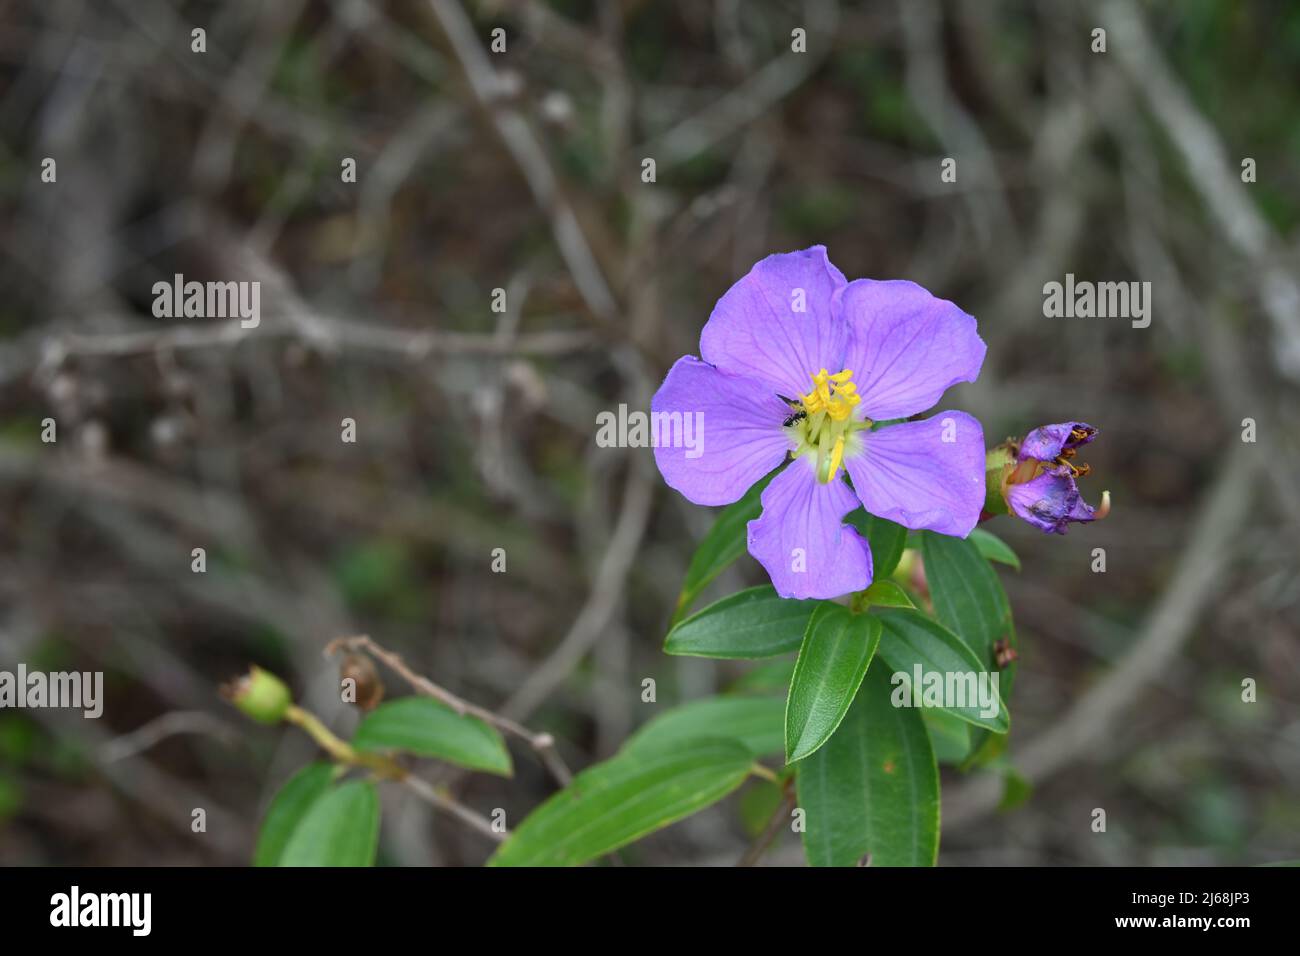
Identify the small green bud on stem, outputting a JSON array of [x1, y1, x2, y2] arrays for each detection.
[[221, 665, 292, 724], [982, 443, 1016, 517]]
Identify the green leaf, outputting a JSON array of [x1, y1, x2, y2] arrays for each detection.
[[353, 697, 512, 776], [998, 767, 1033, 811], [875, 608, 1009, 733], [919, 531, 1014, 666], [489, 739, 753, 866], [665, 586, 818, 659], [862, 579, 916, 609], [626, 695, 784, 758], [796, 662, 939, 866], [739, 779, 784, 838], [726, 658, 796, 694], [672, 471, 775, 621], [785, 605, 882, 763], [254, 762, 335, 867], [968, 527, 1021, 570], [279, 779, 380, 867], [919, 531, 1017, 760], [923, 710, 971, 765], [845, 510, 908, 580]]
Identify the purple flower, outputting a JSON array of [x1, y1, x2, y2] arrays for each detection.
[[1018, 421, 1097, 462], [652, 246, 987, 599], [994, 421, 1109, 534]]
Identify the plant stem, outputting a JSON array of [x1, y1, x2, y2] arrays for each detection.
[[283, 704, 404, 779]]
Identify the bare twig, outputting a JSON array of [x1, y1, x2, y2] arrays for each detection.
[[1103, 0, 1300, 380], [277, 696, 507, 843], [100, 710, 240, 763], [425, 0, 620, 323], [401, 774, 507, 844], [325, 634, 573, 786], [501, 461, 655, 723]]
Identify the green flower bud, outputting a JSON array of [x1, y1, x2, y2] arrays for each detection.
[[983, 443, 1016, 516], [223, 665, 292, 724]]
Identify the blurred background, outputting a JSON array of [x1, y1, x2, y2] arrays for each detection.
[[0, 0, 1297, 866]]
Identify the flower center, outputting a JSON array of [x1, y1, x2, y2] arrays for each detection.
[[785, 368, 872, 484]]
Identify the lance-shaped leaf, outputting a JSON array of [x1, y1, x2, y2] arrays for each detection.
[[353, 697, 512, 776], [279, 779, 380, 867], [626, 695, 784, 758], [919, 531, 1017, 759], [861, 579, 916, 609], [874, 608, 1009, 733], [968, 527, 1021, 570], [489, 739, 753, 866], [921, 531, 1015, 664], [665, 586, 818, 659], [254, 762, 335, 867], [796, 662, 939, 866], [785, 604, 882, 763]]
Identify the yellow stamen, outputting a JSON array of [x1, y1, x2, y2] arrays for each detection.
[[792, 368, 862, 482], [827, 434, 846, 482]]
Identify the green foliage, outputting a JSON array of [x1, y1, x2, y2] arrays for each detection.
[[248, 502, 1025, 869], [796, 662, 939, 866], [920, 531, 1017, 761], [727, 658, 797, 694], [968, 528, 1021, 570], [255, 763, 336, 867], [921, 532, 1014, 664], [861, 579, 916, 609], [627, 696, 784, 759], [875, 608, 1009, 733], [279, 780, 380, 867], [489, 738, 754, 866], [845, 510, 908, 579], [352, 697, 513, 776], [923, 710, 972, 766], [785, 605, 881, 762], [665, 586, 818, 658]]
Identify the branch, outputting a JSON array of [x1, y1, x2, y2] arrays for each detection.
[[325, 634, 573, 786], [1102, 0, 1300, 381], [425, 0, 620, 323]]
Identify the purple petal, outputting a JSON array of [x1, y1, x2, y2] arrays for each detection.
[[651, 356, 792, 506], [746, 460, 873, 599], [1005, 465, 1086, 534], [837, 279, 986, 420], [700, 246, 848, 398], [1018, 421, 1098, 462], [843, 411, 985, 537]]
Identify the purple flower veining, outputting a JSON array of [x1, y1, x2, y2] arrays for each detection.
[[652, 246, 987, 600]]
